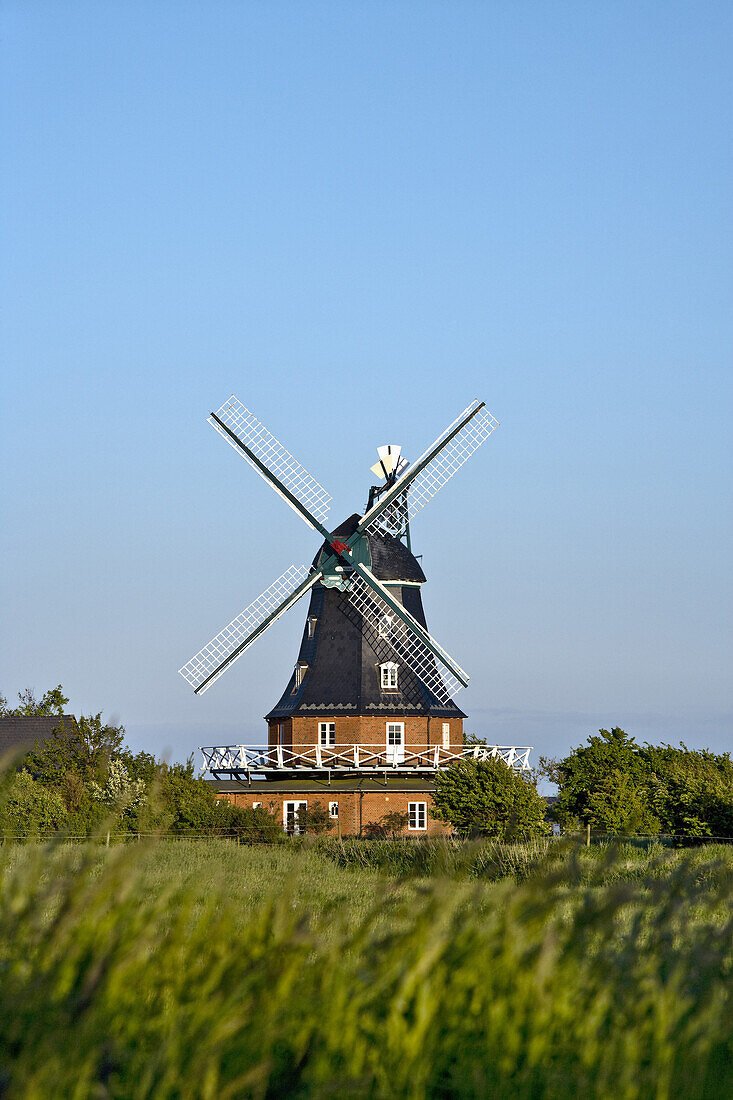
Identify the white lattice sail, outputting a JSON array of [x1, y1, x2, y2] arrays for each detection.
[[179, 565, 320, 693], [209, 396, 332, 529], [366, 401, 498, 535], [345, 573, 463, 704]]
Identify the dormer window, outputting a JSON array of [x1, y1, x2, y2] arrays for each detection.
[[379, 662, 399, 691], [307, 617, 317, 639], [292, 663, 308, 693]]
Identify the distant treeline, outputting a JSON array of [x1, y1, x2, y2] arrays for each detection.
[[0, 686, 282, 841], [543, 727, 733, 839], [2, 688, 732, 841]]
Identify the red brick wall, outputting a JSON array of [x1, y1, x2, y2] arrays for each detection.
[[268, 715, 463, 753], [216, 787, 451, 836]]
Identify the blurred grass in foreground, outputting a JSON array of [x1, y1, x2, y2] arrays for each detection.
[[0, 840, 731, 1098]]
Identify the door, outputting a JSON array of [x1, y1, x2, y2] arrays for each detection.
[[386, 722, 405, 765], [284, 800, 308, 835]]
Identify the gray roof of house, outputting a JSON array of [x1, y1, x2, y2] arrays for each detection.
[[208, 776, 437, 794], [0, 715, 76, 759]]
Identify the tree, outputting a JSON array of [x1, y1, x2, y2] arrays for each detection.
[[640, 743, 733, 839], [25, 713, 125, 788], [298, 801, 334, 836], [0, 685, 69, 717], [157, 758, 219, 835], [432, 757, 549, 838], [553, 728, 660, 835], [0, 772, 67, 837]]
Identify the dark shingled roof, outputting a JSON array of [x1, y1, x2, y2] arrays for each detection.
[[0, 715, 76, 758]]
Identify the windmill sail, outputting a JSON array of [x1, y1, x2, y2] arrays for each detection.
[[345, 572, 464, 705], [179, 565, 322, 693], [361, 400, 498, 536], [209, 397, 332, 533]]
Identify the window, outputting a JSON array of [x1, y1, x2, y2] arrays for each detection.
[[386, 722, 404, 746], [380, 662, 399, 690], [408, 802, 427, 831], [284, 800, 307, 835], [442, 722, 450, 749], [292, 664, 308, 693], [329, 801, 339, 819], [319, 721, 336, 746], [307, 617, 317, 639], [253, 801, 263, 810], [378, 613, 393, 638]]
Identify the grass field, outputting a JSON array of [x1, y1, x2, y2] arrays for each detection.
[[0, 838, 731, 1098]]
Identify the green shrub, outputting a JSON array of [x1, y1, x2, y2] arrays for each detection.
[[0, 772, 67, 837], [432, 756, 549, 838]]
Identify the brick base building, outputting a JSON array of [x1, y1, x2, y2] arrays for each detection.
[[212, 776, 451, 836]]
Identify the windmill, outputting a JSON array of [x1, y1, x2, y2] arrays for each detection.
[[179, 397, 499, 706]]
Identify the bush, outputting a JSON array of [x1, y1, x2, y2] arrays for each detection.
[[0, 772, 67, 837], [432, 756, 549, 838], [554, 729, 733, 839]]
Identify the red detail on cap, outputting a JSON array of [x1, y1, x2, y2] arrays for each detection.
[[330, 540, 350, 555]]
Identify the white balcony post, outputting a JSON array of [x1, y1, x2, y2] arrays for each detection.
[[276, 744, 283, 767], [315, 744, 322, 767], [433, 744, 440, 767], [354, 744, 360, 767]]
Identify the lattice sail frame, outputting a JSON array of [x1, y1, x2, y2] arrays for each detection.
[[179, 565, 317, 693], [209, 396, 332, 529], [366, 402, 498, 536], [345, 573, 463, 704]]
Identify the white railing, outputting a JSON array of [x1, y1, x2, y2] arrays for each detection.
[[200, 743, 532, 776]]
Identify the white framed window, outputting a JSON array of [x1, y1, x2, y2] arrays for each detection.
[[284, 800, 307, 835], [307, 617, 317, 639], [386, 722, 404, 746], [329, 801, 339, 819], [442, 722, 450, 749], [319, 721, 336, 746], [292, 663, 308, 693], [408, 802, 427, 831], [253, 801, 263, 810], [380, 662, 399, 690]]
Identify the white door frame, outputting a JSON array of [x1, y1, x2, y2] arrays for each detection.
[[284, 800, 308, 834], [386, 722, 405, 764]]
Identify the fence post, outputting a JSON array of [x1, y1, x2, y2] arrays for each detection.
[[106, 831, 110, 849], [586, 823, 591, 847]]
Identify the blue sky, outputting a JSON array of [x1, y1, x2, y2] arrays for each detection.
[[2, 1, 731, 771]]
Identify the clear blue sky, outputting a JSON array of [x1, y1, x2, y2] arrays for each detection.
[[2, 1, 731, 771]]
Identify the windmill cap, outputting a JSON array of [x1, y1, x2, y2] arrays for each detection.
[[314, 514, 426, 584]]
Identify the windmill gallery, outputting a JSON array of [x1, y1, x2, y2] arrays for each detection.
[[179, 398, 532, 836]]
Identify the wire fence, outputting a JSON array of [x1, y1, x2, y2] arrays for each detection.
[[1, 831, 732, 847]]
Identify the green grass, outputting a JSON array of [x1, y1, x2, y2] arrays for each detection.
[[0, 839, 731, 1098]]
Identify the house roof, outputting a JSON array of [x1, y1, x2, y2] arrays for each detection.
[[208, 776, 437, 794], [0, 715, 76, 759]]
